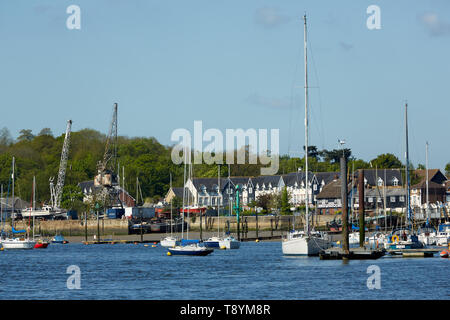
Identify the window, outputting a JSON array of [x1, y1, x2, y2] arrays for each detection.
[[377, 178, 383, 187], [390, 196, 396, 203], [393, 177, 399, 187], [368, 197, 373, 203], [377, 197, 382, 203], [313, 184, 317, 191], [249, 187, 253, 194], [399, 196, 405, 202]]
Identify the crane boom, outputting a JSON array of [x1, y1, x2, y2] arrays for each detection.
[[50, 120, 72, 209]]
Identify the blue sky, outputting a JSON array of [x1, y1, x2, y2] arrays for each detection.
[[0, 0, 449, 171]]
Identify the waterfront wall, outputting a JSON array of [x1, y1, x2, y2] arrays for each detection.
[[4, 214, 337, 236]]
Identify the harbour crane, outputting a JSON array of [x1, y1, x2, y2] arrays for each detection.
[[94, 103, 123, 208], [50, 120, 72, 210]]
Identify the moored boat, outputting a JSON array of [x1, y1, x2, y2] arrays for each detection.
[[219, 235, 240, 249], [1, 237, 36, 249], [52, 234, 69, 244], [167, 244, 213, 256]]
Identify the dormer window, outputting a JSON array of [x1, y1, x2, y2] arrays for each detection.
[[393, 177, 399, 187], [377, 178, 383, 187]]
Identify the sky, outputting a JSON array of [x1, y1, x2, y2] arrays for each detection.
[[0, 0, 449, 172]]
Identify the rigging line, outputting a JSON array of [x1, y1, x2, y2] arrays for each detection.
[[287, 29, 303, 156], [307, 29, 326, 151]]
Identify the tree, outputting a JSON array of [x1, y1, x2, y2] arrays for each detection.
[[303, 145, 320, 160], [445, 162, 450, 178], [417, 164, 426, 170], [17, 129, 34, 142], [38, 128, 53, 136], [60, 185, 84, 211], [320, 148, 352, 163], [255, 193, 273, 214], [280, 187, 291, 215], [0, 127, 13, 146], [370, 153, 402, 169]]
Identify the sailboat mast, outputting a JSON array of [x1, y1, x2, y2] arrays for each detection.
[[218, 165, 220, 237], [425, 141, 429, 224], [405, 103, 411, 225], [12, 157, 15, 228], [170, 172, 173, 236], [303, 14, 310, 235]]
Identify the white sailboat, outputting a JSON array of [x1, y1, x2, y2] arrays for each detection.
[[161, 173, 178, 247], [282, 14, 331, 256], [1, 157, 36, 250]]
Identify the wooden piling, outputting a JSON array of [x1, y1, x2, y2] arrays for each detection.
[[358, 169, 365, 247], [340, 157, 349, 255]]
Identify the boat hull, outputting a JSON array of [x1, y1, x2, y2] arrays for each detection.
[[168, 246, 213, 256], [218, 238, 240, 249], [34, 242, 50, 249], [1, 239, 36, 249], [282, 236, 330, 256]]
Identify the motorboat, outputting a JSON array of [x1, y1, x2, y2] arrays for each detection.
[[386, 228, 423, 250], [418, 226, 437, 246], [52, 234, 69, 244], [203, 236, 222, 248], [435, 223, 450, 246], [218, 235, 240, 249]]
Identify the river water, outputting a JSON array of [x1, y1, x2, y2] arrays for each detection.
[[0, 241, 448, 300]]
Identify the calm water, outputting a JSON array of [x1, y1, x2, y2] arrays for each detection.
[[0, 242, 448, 300]]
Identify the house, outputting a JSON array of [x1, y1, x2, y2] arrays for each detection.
[[282, 171, 320, 206], [316, 178, 343, 215], [410, 169, 447, 207]]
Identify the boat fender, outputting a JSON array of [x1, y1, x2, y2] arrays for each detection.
[[440, 250, 449, 258], [0, 247, 4, 251], [144, 244, 149, 247], [167, 251, 172, 256], [220, 246, 226, 250], [152, 245, 156, 247], [391, 235, 399, 243], [255, 239, 259, 243]]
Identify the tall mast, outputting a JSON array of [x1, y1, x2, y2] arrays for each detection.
[[405, 103, 411, 225], [425, 141, 429, 224], [170, 172, 173, 236], [218, 165, 220, 237], [12, 157, 15, 228], [303, 14, 310, 235]]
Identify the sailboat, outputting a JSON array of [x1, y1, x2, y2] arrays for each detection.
[[1, 157, 36, 250], [167, 147, 212, 256], [281, 15, 331, 256], [204, 166, 224, 248], [386, 103, 423, 250], [161, 173, 178, 247]]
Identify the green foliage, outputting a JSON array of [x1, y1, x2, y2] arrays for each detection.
[[61, 185, 84, 211], [370, 153, 402, 169], [445, 162, 450, 178], [280, 187, 291, 215]]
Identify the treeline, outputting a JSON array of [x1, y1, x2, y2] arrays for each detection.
[[0, 126, 446, 208]]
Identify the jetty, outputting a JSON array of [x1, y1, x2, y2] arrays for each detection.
[[319, 247, 386, 260], [387, 247, 442, 257]]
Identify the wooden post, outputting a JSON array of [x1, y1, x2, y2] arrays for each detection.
[[358, 169, 365, 247], [84, 212, 87, 242], [255, 208, 259, 239], [340, 157, 349, 254], [199, 210, 203, 241]]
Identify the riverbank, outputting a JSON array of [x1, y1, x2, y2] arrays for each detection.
[[4, 214, 338, 238]]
